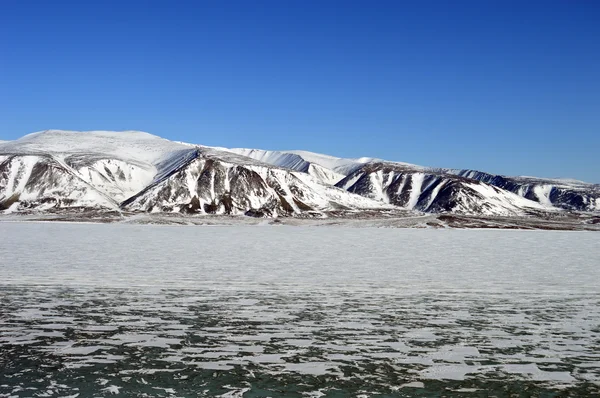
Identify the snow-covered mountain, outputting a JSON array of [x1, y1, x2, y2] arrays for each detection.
[[1, 130, 597, 218], [447, 169, 600, 212], [225, 147, 599, 215], [0, 130, 387, 216], [335, 162, 550, 216], [0, 154, 117, 212], [0, 131, 199, 213], [226, 148, 356, 185], [122, 146, 389, 217]]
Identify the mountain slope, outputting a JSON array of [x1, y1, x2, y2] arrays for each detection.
[[336, 162, 551, 216], [242, 147, 598, 215], [0, 130, 198, 205], [282, 150, 380, 176], [1, 130, 597, 219], [226, 148, 347, 185], [0, 154, 117, 212], [0, 130, 191, 165], [449, 169, 600, 212], [0, 131, 389, 216], [227, 148, 562, 216], [122, 147, 389, 217]]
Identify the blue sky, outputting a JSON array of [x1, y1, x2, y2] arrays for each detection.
[[1, 1, 599, 182]]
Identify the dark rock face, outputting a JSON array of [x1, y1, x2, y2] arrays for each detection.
[[548, 188, 587, 210]]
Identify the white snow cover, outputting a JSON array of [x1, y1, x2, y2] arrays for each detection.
[[225, 147, 407, 178], [338, 163, 559, 215], [0, 130, 199, 206], [279, 150, 377, 175], [0, 224, 599, 394], [518, 176, 595, 185], [446, 168, 600, 211], [66, 158, 154, 202], [227, 148, 311, 172], [0, 130, 192, 166], [126, 156, 390, 216], [450, 170, 598, 188], [307, 163, 345, 185], [407, 173, 425, 209], [533, 184, 553, 206], [0, 154, 117, 210], [226, 148, 347, 185], [460, 182, 551, 215], [287, 150, 426, 175]]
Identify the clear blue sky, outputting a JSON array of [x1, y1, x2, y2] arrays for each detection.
[[1, 1, 599, 182]]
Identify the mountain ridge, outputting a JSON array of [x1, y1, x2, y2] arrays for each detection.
[[1, 130, 598, 219]]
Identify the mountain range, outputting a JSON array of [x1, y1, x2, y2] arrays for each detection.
[[1, 130, 599, 223]]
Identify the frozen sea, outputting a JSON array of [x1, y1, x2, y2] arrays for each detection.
[[0, 222, 599, 397]]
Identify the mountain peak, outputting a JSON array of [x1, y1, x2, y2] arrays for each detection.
[[1, 129, 192, 166]]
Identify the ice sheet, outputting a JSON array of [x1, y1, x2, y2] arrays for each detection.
[[0, 223, 599, 396]]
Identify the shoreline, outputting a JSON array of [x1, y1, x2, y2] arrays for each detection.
[[1, 212, 598, 231]]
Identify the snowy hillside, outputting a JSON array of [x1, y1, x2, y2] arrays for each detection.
[[0, 131, 387, 216], [1, 130, 182, 158], [123, 153, 389, 216], [336, 162, 551, 216], [1, 130, 598, 218], [0, 130, 197, 205], [227, 146, 598, 215], [226, 148, 347, 185], [447, 169, 600, 212], [0, 154, 117, 213]]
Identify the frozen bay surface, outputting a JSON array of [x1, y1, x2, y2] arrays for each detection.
[[0, 223, 599, 397]]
